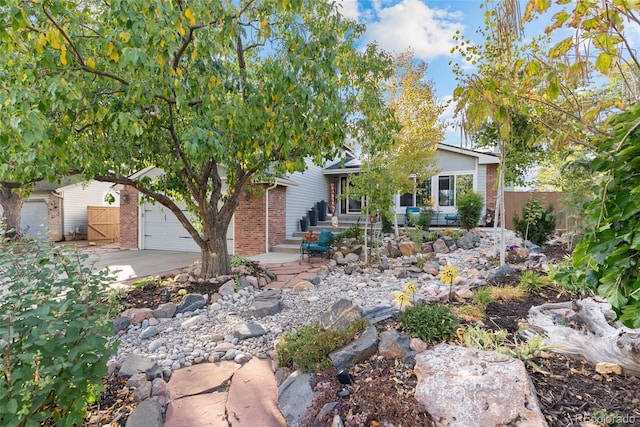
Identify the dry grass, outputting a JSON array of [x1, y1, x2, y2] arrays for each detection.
[[489, 285, 525, 302]]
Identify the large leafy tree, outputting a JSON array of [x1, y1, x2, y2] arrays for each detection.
[[0, 25, 77, 238], [3, 0, 395, 277]]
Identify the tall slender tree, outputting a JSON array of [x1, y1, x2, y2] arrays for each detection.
[[350, 49, 444, 256]]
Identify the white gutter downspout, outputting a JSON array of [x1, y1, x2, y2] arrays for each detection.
[[265, 180, 278, 253]]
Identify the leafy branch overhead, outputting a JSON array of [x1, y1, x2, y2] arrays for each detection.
[[2, 0, 396, 277]]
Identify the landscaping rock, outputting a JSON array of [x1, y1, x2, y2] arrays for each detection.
[[153, 302, 177, 319], [399, 241, 417, 256], [125, 396, 163, 427], [329, 325, 379, 370], [433, 239, 449, 253], [378, 329, 410, 359], [486, 264, 517, 281], [121, 308, 154, 326], [414, 344, 547, 426], [234, 322, 267, 340], [247, 289, 283, 317], [277, 371, 316, 427], [118, 354, 162, 380], [318, 298, 363, 331], [113, 316, 131, 334], [175, 294, 206, 314]]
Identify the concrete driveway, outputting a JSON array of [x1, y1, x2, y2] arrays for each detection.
[[86, 248, 301, 284], [87, 250, 200, 284]]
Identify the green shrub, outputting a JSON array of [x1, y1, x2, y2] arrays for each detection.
[[456, 191, 484, 230], [405, 227, 424, 247], [276, 319, 368, 372], [416, 207, 433, 229], [230, 256, 252, 266], [0, 234, 118, 427], [401, 303, 459, 343], [519, 270, 556, 292], [472, 287, 493, 307], [513, 199, 556, 246], [336, 224, 363, 240]]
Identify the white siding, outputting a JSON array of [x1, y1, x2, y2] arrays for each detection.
[[60, 181, 120, 236], [437, 150, 477, 172], [285, 159, 331, 236], [477, 164, 488, 217]]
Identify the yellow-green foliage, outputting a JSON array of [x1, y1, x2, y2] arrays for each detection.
[[276, 319, 368, 372], [519, 270, 556, 292]]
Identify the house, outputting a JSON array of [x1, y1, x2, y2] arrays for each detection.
[[0, 179, 120, 241], [117, 167, 298, 255], [323, 143, 499, 225], [118, 144, 498, 255]]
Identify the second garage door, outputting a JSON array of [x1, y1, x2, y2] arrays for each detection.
[[142, 203, 233, 254]]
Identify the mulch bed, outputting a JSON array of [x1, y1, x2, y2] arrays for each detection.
[[86, 242, 640, 426]]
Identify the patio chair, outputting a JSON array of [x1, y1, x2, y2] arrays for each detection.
[[300, 229, 333, 263]]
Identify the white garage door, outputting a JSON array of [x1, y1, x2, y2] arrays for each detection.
[[142, 203, 233, 254], [21, 200, 49, 239]]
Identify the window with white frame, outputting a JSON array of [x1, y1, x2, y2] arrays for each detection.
[[438, 174, 473, 207], [400, 178, 433, 207]]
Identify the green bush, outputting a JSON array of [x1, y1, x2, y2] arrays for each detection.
[[0, 233, 118, 427], [415, 207, 433, 229], [513, 199, 556, 246], [401, 303, 459, 343], [456, 191, 484, 230], [405, 227, 424, 247], [276, 319, 368, 372]]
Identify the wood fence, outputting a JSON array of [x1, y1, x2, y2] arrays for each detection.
[[87, 206, 120, 244], [503, 191, 575, 231]]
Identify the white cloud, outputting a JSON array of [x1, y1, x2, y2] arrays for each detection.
[[336, 0, 360, 21], [359, 0, 465, 60]]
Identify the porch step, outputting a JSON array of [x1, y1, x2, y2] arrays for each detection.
[[270, 243, 302, 255]]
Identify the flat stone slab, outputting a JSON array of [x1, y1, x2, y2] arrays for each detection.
[[414, 344, 547, 426], [164, 392, 228, 427], [168, 362, 240, 399], [227, 358, 286, 426]]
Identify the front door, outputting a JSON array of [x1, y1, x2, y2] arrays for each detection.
[[339, 176, 362, 214]]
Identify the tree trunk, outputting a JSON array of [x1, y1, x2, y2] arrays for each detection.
[[200, 223, 231, 278], [524, 298, 640, 376], [0, 186, 24, 239]]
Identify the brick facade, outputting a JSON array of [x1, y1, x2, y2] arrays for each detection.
[[119, 186, 139, 249], [234, 184, 287, 256], [46, 194, 63, 241], [485, 163, 498, 212]]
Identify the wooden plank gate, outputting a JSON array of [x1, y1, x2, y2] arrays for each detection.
[[87, 206, 120, 244]]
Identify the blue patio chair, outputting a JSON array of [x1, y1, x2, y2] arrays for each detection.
[[300, 229, 333, 263]]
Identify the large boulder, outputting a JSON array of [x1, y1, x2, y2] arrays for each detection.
[[318, 299, 363, 331], [329, 325, 379, 370], [277, 371, 316, 427], [414, 344, 547, 426]]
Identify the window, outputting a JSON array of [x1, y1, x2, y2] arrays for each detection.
[[438, 174, 473, 207], [456, 174, 473, 197], [418, 179, 433, 207], [438, 176, 454, 206], [399, 192, 414, 207]]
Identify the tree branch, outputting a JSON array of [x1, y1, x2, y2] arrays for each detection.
[[42, 7, 130, 85]]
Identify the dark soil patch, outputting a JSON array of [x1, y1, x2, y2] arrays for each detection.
[[485, 290, 640, 426]]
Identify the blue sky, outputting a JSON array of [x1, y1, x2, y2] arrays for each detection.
[[339, 0, 640, 146], [338, 0, 488, 145]]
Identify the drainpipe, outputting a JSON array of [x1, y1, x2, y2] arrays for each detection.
[[265, 180, 278, 253]]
